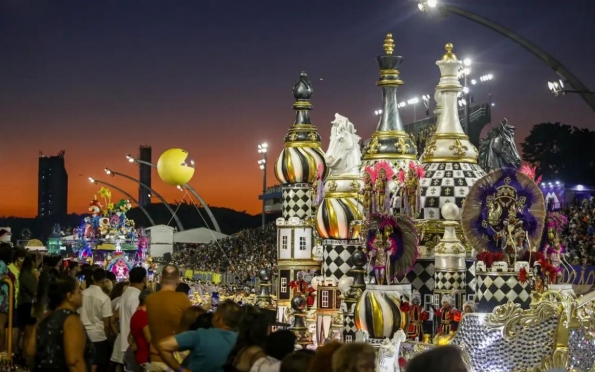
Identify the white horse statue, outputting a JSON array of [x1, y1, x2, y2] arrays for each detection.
[[377, 330, 407, 372], [325, 113, 362, 177]]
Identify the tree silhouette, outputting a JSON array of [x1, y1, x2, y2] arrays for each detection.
[[521, 122, 595, 183]]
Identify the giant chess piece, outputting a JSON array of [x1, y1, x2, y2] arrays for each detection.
[[290, 295, 312, 348], [433, 202, 466, 308], [341, 248, 367, 342], [255, 269, 275, 310]]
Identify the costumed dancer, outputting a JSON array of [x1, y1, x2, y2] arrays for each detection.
[[362, 166, 376, 215], [400, 291, 428, 341], [433, 292, 461, 345], [367, 229, 394, 285], [137, 236, 149, 261], [313, 164, 325, 206], [396, 161, 425, 217], [373, 162, 393, 215]]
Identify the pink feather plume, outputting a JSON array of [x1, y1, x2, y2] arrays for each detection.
[[365, 166, 377, 183], [374, 161, 394, 180], [317, 163, 324, 180], [397, 169, 406, 185]]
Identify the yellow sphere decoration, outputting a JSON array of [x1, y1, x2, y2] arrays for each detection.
[[157, 148, 195, 186]]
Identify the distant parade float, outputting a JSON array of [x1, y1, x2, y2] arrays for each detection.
[[272, 36, 595, 372]]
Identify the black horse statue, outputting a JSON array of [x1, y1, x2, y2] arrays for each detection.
[[478, 118, 522, 173]]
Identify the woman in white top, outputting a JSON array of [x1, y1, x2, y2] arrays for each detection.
[[250, 330, 296, 372], [109, 281, 129, 372]]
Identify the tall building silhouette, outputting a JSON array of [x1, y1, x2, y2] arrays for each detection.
[[38, 150, 68, 218], [139, 145, 152, 206]]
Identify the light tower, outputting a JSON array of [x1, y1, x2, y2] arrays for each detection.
[[273, 72, 328, 324], [419, 44, 486, 307]]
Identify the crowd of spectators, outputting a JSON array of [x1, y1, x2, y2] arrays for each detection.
[[560, 196, 595, 265], [172, 223, 277, 283]]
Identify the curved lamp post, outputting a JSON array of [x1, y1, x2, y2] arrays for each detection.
[[88, 177, 156, 226], [104, 167, 184, 231], [417, 0, 595, 115], [126, 155, 222, 233]]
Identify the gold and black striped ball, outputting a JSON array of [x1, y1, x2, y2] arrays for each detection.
[[354, 289, 407, 339], [274, 146, 328, 184], [315, 197, 363, 239]]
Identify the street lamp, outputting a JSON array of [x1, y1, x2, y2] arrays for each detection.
[[397, 102, 407, 109], [548, 79, 595, 96], [257, 143, 268, 229], [88, 176, 155, 225], [125, 154, 222, 233], [407, 97, 420, 122], [374, 109, 383, 116], [421, 94, 431, 116], [104, 167, 184, 231]]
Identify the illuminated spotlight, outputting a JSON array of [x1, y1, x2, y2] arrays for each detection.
[[471, 79, 477, 85]]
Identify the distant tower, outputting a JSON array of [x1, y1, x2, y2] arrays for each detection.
[[139, 146, 152, 206], [37, 150, 68, 218], [274, 72, 328, 321]]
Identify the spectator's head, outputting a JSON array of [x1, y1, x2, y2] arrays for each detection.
[[406, 345, 467, 372], [139, 289, 152, 307], [281, 350, 315, 372], [48, 276, 83, 311], [106, 271, 117, 283], [0, 243, 12, 265], [213, 299, 242, 331], [92, 268, 107, 284], [176, 282, 191, 294], [12, 248, 27, 268], [160, 265, 180, 287], [178, 306, 206, 333], [129, 267, 147, 286], [235, 309, 270, 350], [265, 330, 297, 361], [331, 343, 375, 372], [110, 281, 129, 300], [191, 313, 214, 331], [100, 278, 113, 295], [308, 341, 342, 372]]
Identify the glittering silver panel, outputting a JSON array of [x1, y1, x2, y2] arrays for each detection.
[[282, 185, 312, 219], [435, 271, 466, 292], [568, 328, 595, 371], [451, 314, 558, 372], [466, 260, 476, 296]]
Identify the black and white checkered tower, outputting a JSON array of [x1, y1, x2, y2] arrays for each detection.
[[274, 72, 328, 318]]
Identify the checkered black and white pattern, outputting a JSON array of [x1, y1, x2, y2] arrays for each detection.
[[466, 260, 476, 296], [323, 240, 357, 280], [282, 184, 312, 220], [476, 273, 531, 313], [419, 162, 485, 220], [406, 259, 435, 299], [434, 271, 466, 293], [343, 315, 357, 342]]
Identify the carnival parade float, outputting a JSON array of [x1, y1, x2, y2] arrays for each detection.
[[66, 187, 152, 278], [269, 35, 595, 372]]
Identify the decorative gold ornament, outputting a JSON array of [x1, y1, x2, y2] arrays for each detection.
[[365, 137, 380, 155], [442, 43, 457, 61], [383, 33, 395, 55], [485, 300, 558, 341], [395, 136, 411, 154], [423, 137, 437, 158], [449, 139, 468, 157]]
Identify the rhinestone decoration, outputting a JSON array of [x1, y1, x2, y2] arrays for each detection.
[[451, 314, 558, 372], [568, 328, 595, 371]]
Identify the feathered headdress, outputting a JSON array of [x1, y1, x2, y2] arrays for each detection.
[[364, 165, 377, 183], [519, 164, 542, 185], [374, 161, 394, 180], [409, 161, 426, 178]]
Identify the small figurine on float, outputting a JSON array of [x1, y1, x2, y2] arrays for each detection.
[[396, 161, 425, 218], [115, 199, 132, 227], [85, 199, 103, 239], [433, 292, 461, 345], [137, 236, 149, 260], [362, 166, 375, 215], [400, 291, 429, 341], [540, 212, 567, 284]]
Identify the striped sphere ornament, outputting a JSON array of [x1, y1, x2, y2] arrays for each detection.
[[275, 146, 327, 184], [354, 287, 407, 339]]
